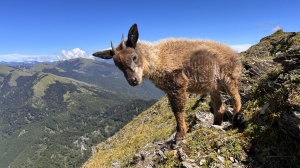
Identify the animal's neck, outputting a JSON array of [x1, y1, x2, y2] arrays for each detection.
[[137, 41, 161, 79]]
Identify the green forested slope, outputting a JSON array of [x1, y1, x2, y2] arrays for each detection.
[[0, 62, 160, 168], [20, 58, 165, 100]]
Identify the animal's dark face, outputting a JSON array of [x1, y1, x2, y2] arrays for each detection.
[[92, 23, 143, 86], [113, 46, 144, 86]]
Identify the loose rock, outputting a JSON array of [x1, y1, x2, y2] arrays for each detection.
[[112, 161, 121, 167], [178, 147, 189, 161], [199, 159, 206, 166], [217, 156, 225, 164], [259, 103, 270, 115], [195, 112, 214, 128], [186, 159, 196, 163], [230, 157, 235, 163], [181, 161, 200, 168], [155, 149, 167, 160], [211, 125, 226, 132]]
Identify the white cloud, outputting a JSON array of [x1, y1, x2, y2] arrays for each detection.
[[258, 22, 265, 27], [40, 57, 55, 62], [0, 49, 95, 62], [0, 53, 55, 61], [23, 58, 37, 62], [271, 24, 281, 32], [0, 53, 38, 59], [257, 22, 282, 32], [230, 44, 252, 53], [56, 48, 94, 61]]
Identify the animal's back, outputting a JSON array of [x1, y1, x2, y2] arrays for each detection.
[[155, 38, 242, 93]]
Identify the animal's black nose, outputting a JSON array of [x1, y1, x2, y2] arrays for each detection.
[[132, 77, 137, 84], [129, 77, 138, 86]]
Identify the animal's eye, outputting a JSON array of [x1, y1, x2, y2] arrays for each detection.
[[132, 55, 137, 61]]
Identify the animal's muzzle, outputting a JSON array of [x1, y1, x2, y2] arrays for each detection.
[[128, 77, 139, 86]]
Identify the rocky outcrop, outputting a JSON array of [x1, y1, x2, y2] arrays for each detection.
[[242, 60, 277, 79], [240, 30, 300, 58], [111, 109, 249, 168], [273, 52, 300, 71], [279, 111, 300, 141]]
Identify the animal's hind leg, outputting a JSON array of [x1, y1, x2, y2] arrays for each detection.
[[211, 83, 226, 125], [222, 79, 241, 126]]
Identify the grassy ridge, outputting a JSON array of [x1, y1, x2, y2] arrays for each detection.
[[82, 96, 176, 167], [82, 94, 213, 167]]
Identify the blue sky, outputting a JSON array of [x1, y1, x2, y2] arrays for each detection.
[[0, 0, 299, 62]]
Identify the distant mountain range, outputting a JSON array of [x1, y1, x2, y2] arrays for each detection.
[[0, 58, 165, 168], [0, 57, 113, 67], [0, 61, 55, 67]]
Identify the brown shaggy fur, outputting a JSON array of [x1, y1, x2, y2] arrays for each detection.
[[93, 24, 242, 141]]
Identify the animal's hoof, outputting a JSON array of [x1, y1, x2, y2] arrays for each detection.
[[175, 131, 186, 141], [213, 120, 223, 126], [232, 114, 239, 127], [213, 113, 223, 125]]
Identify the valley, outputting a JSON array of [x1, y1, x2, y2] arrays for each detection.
[[0, 58, 164, 168]]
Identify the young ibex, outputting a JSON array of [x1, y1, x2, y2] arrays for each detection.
[[93, 24, 242, 141]]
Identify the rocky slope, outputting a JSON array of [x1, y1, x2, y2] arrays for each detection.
[[82, 30, 300, 168]]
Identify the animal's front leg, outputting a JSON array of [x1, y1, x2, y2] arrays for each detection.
[[167, 89, 187, 141]]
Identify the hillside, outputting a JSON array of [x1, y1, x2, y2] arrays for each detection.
[[0, 61, 46, 67], [53, 58, 122, 78], [19, 58, 165, 100], [0, 60, 162, 167], [82, 30, 300, 168]]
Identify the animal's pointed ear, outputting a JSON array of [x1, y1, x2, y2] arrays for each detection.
[[127, 23, 139, 48], [92, 50, 114, 59]]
